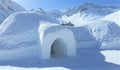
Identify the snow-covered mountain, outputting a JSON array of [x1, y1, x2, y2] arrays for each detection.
[[34, 3, 120, 26], [65, 2, 120, 16], [35, 3, 120, 19], [61, 3, 120, 26], [103, 10, 120, 26], [0, 0, 25, 24]]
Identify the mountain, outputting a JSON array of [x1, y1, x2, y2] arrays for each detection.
[[65, 2, 120, 16], [35, 2, 120, 18], [0, 0, 25, 24], [103, 10, 120, 26], [61, 3, 120, 26], [34, 3, 120, 26]]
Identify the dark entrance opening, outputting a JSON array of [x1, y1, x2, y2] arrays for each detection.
[[51, 39, 66, 58]]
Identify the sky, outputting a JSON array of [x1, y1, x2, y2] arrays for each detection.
[[13, 0, 120, 10]]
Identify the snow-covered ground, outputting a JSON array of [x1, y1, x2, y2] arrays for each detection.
[[0, 48, 120, 70], [0, 66, 70, 70], [101, 50, 120, 65]]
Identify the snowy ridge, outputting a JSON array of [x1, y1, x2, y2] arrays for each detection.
[[35, 2, 120, 25], [65, 2, 120, 16], [60, 12, 101, 26], [103, 10, 120, 26]]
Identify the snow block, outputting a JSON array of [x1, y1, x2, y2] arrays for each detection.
[[39, 22, 76, 59]]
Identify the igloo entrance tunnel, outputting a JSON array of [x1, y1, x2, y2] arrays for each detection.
[[39, 23, 76, 59], [51, 38, 66, 57]]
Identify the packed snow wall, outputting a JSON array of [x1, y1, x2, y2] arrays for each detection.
[[68, 19, 120, 50], [68, 26, 99, 48], [39, 23, 76, 59], [0, 11, 76, 61]]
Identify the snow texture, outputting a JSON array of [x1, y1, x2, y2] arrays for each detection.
[[103, 10, 120, 26], [67, 11, 120, 49], [39, 22, 76, 59], [0, 11, 76, 60], [101, 50, 120, 65], [0, 0, 25, 24], [0, 1, 120, 70]]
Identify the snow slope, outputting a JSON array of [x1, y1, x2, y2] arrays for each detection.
[[68, 19, 120, 49], [0, 0, 25, 24], [103, 10, 120, 26], [59, 3, 120, 26], [65, 2, 120, 16], [35, 3, 120, 26], [61, 12, 101, 26]]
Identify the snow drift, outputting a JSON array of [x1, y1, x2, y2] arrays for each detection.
[[68, 19, 120, 49], [0, 11, 76, 61]]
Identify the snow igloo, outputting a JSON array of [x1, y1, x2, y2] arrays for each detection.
[[0, 11, 76, 60], [39, 23, 76, 59]]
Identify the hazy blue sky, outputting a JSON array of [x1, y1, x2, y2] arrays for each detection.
[[13, 0, 120, 10]]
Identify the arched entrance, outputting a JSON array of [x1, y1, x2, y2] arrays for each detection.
[[51, 38, 66, 58], [39, 26, 76, 59]]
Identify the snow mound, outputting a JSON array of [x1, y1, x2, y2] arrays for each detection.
[[0, 11, 76, 60], [87, 20, 120, 41], [68, 20, 120, 49], [103, 10, 120, 26], [0, 0, 25, 24], [0, 11, 52, 61]]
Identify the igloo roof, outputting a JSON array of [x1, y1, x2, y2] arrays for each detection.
[[0, 11, 55, 35]]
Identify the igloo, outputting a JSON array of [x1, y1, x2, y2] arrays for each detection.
[[0, 11, 76, 60], [39, 23, 76, 59]]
